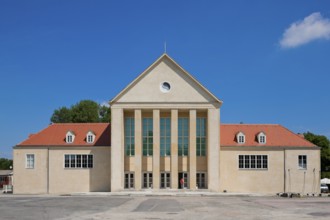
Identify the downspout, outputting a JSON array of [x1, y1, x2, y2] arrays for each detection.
[[47, 147, 49, 194], [284, 148, 286, 193]]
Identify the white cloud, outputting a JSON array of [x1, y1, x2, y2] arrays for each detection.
[[280, 12, 330, 48]]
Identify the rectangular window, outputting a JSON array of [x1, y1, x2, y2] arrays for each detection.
[[143, 172, 153, 188], [26, 154, 35, 169], [67, 135, 73, 143], [87, 135, 94, 143], [178, 117, 189, 156], [143, 118, 153, 156], [259, 135, 265, 143], [160, 117, 171, 156], [298, 155, 307, 169], [124, 172, 134, 189], [238, 155, 268, 170], [196, 173, 207, 189], [196, 117, 206, 156], [125, 117, 135, 156], [160, 172, 171, 188], [64, 154, 93, 168]]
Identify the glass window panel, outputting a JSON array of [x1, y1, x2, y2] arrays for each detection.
[[239, 155, 244, 168], [251, 155, 256, 168], [257, 155, 262, 168]]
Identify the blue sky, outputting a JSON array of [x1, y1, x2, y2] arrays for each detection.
[[1, 1, 330, 158]]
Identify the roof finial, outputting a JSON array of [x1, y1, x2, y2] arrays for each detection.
[[164, 41, 167, 54]]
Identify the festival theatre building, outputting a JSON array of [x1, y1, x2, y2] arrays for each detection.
[[13, 54, 320, 194]]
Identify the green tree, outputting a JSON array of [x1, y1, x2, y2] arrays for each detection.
[[99, 105, 111, 123], [304, 132, 330, 178], [72, 100, 100, 123], [0, 158, 13, 170], [50, 100, 111, 123], [50, 107, 73, 123]]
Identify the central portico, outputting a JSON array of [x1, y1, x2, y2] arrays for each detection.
[[110, 54, 222, 192]]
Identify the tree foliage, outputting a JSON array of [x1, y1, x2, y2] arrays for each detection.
[[304, 132, 330, 176], [0, 158, 13, 170], [51, 100, 110, 123]]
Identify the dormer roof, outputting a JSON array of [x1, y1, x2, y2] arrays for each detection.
[[17, 123, 110, 146], [221, 124, 316, 147]]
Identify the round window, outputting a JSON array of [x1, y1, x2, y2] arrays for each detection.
[[160, 82, 171, 93]]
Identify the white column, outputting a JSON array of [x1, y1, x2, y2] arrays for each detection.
[[189, 110, 197, 190], [110, 108, 124, 192], [153, 110, 160, 189], [134, 109, 142, 190], [171, 109, 178, 189], [207, 108, 220, 192]]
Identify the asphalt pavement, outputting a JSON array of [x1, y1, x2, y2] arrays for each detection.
[[0, 193, 329, 220]]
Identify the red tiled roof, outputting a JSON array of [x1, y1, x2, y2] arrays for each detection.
[[220, 124, 316, 147], [18, 123, 110, 146], [17, 123, 315, 148]]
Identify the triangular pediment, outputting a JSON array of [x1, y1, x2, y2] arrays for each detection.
[[110, 54, 222, 106]]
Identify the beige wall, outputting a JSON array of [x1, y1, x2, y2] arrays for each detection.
[[13, 148, 48, 194], [110, 56, 222, 192], [220, 147, 320, 194], [13, 147, 110, 194], [285, 149, 320, 194], [115, 59, 216, 104]]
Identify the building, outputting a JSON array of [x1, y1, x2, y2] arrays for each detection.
[[0, 170, 13, 189], [13, 54, 320, 194]]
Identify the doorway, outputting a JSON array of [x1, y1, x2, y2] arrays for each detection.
[[178, 172, 188, 189]]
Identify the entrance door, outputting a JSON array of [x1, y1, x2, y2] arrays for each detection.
[[196, 172, 207, 189], [178, 172, 188, 189]]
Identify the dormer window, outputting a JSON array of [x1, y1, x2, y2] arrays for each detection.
[[66, 131, 75, 143], [257, 132, 266, 144], [236, 132, 245, 144], [86, 131, 95, 144]]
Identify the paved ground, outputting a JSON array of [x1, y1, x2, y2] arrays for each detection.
[[0, 194, 330, 220]]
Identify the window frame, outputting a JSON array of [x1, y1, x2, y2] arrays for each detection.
[[25, 154, 35, 169], [160, 172, 171, 189], [160, 117, 171, 157], [238, 155, 268, 170], [178, 117, 189, 156], [142, 172, 153, 189], [86, 131, 95, 144], [257, 132, 266, 144], [124, 117, 135, 156], [236, 132, 245, 144], [196, 117, 207, 156], [298, 155, 307, 170], [143, 117, 153, 156], [124, 172, 135, 189], [64, 154, 94, 169], [196, 172, 207, 189], [66, 131, 75, 144]]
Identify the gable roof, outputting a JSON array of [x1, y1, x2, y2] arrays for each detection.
[[110, 53, 222, 105], [17, 123, 110, 147], [221, 124, 316, 147]]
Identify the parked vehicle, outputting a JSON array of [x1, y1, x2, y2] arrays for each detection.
[[320, 184, 329, 193]]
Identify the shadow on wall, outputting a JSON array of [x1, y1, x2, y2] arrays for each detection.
[[89, 148, 111, 192]]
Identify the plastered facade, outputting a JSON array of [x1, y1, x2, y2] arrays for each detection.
[[13, 54, 320, 194]]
